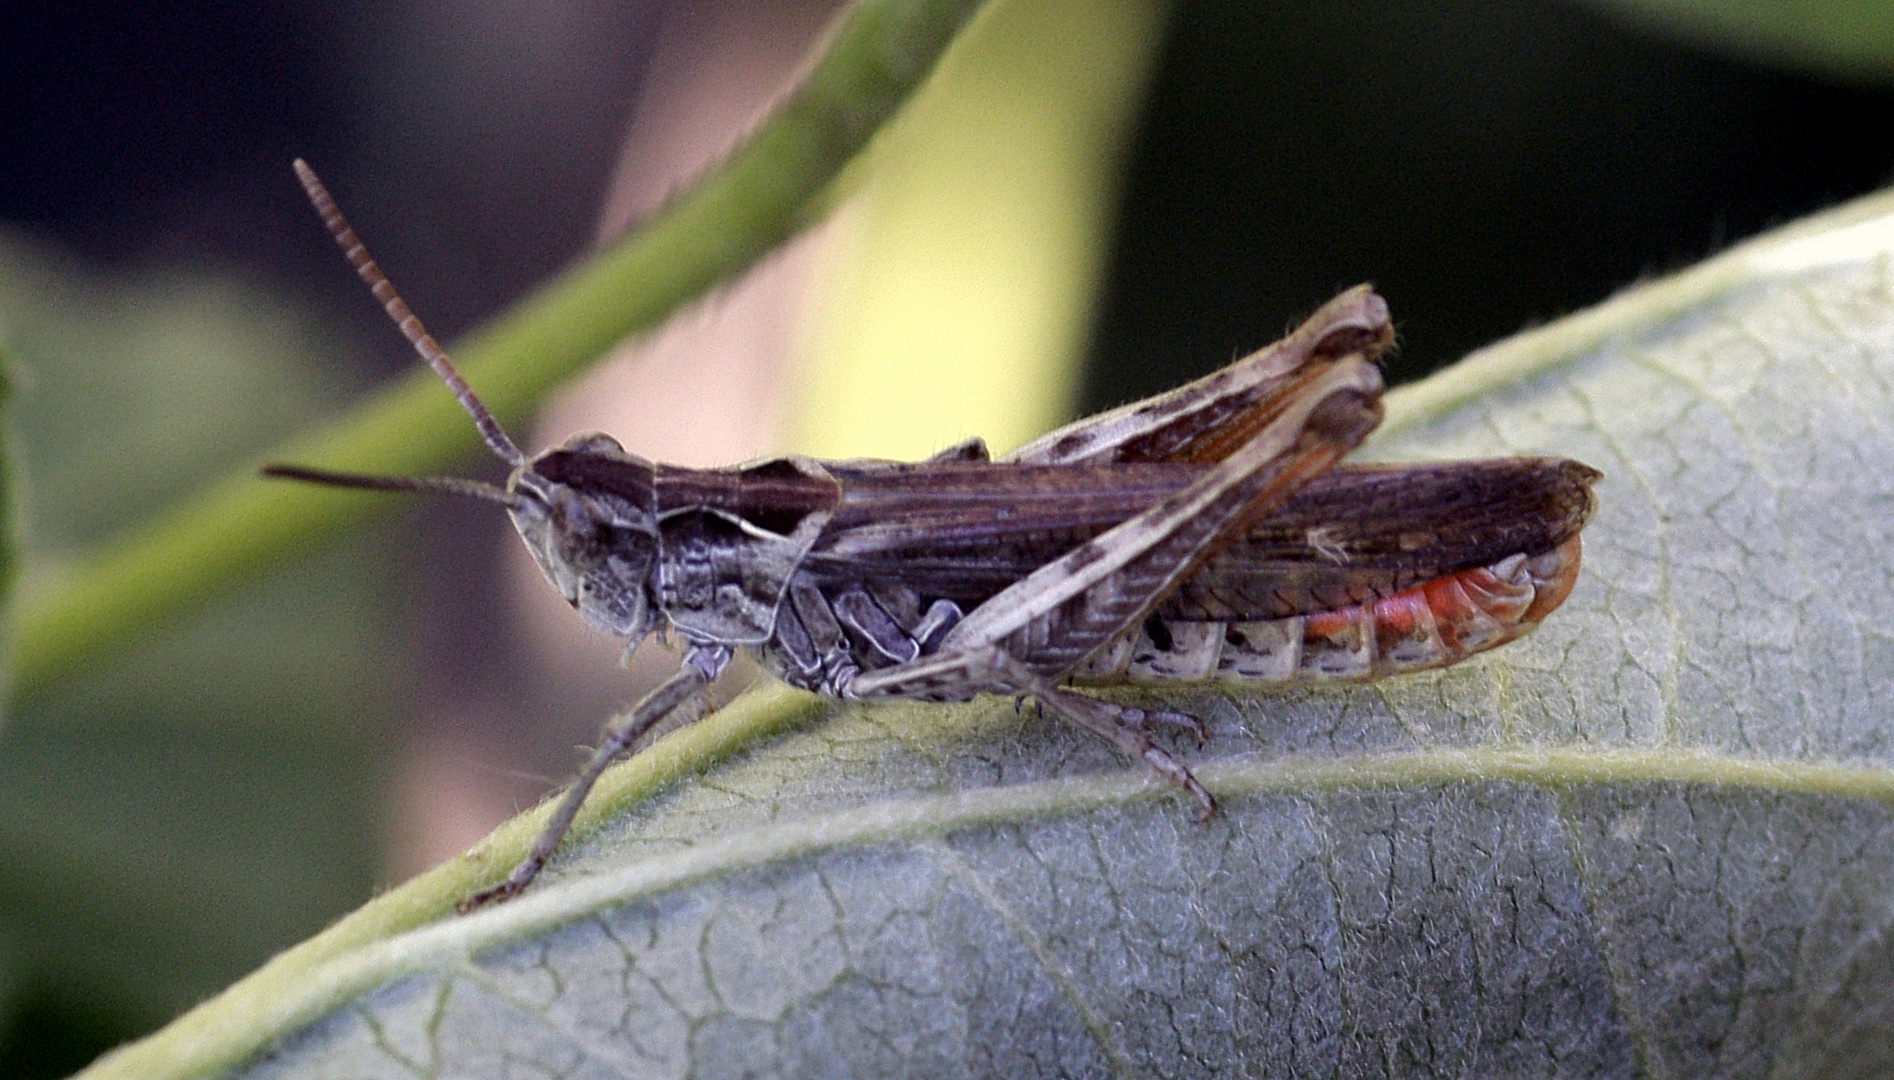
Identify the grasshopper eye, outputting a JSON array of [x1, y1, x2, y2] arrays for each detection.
[[560, 520, 620, 566], [591, 521, 634, 557]]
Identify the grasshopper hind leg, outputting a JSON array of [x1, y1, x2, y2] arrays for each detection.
[[1008, 686, 1206, 748], [1027, 676, 1217, 820], [848, 648, 1217, 819], [1119, 704, 1209, 745]]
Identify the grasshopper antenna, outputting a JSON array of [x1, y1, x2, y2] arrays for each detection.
[[291, 159, 526, 468], [259, 463, 521, 508]]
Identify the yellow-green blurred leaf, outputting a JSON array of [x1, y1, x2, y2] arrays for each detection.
[[1581, 0, 1894, 85], [792, 0, 1170, 459]]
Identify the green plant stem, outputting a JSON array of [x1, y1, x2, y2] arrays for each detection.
[[8, 0, 989, 702]]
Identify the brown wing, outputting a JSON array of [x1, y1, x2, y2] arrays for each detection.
[[808, 456, 1599, 621], [807, 460, 1188, 605], [1159, 457, 1600, 620], [1004, 286, 1394, 466]]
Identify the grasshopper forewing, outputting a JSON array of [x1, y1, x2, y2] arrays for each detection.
[[266, 163, 1599, 911]]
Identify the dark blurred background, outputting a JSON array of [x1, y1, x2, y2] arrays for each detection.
[[2, 0, 1892, 1074]]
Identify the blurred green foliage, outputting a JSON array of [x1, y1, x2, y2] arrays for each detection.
[[0, 235, 404, 1074], [1583, 0, 1894, 84]]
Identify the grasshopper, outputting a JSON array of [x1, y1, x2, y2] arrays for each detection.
[[267, 162, 1599, 911]]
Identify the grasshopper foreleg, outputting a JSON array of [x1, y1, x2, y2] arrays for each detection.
[[459, 643, 731, 912]]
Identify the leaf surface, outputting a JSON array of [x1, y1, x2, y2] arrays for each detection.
[[87, 194, 1894, 1080]]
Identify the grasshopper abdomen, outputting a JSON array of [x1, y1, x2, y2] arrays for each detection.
[[1081, 533, 1585, 684]]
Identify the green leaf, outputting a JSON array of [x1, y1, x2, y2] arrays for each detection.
[[1579, 0, 1894, 85], [77, 188, 1894, 1078]]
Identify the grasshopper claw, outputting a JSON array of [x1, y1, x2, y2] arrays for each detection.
[[1140, 745, 1217, 820]]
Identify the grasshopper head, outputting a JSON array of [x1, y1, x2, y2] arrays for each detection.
[[507, 433, 661, 640], [262, 161, 663, 644]]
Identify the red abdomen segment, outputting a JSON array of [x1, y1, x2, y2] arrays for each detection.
[[1073, 535, 1584, 685]]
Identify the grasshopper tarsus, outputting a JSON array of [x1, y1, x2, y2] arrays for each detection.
[[264, 163, 1598, 911], [458, 864, 536, 914]]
